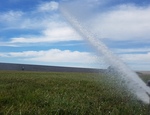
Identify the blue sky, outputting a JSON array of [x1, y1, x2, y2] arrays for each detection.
[[0, 0, 150, 71]]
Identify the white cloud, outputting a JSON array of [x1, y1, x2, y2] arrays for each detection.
[[37, 1, 59, 12], [0, 1, 60, 30], [28, 49, 96, 63], [1, 1, 150, 70], [113, 52, 150, 70], [2, 1, 150, 43], [113, 48, 150, 53], [61, 1, 150, 41], [0, 11, 23, 22], [0, 11, 24, 28], [89, 4, 150, 41], [0, 42, 18, 47], [0, 1, 82, 45], [0, 49, 98, 64], [108, 47, 150, 70], [120, 52, 150, 63], [0, 10, 39, 30], [1, 48, 150, 70], [9, 23, 81, 44]]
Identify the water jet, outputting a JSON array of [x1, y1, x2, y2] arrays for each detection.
[[59, 1, 150, 104]]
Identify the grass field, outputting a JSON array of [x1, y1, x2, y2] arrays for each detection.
[[0, 71, 150, 115]]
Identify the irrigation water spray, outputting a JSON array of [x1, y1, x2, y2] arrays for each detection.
[[59, 5, 150, 104]]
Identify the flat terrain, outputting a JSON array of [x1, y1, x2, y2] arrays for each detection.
[[0, 62, 102, 73], [0, 71, 150, 115], [139, 71, 150, 75]]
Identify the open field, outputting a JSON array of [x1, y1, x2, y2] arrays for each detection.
[[0, 71, 150, 115]]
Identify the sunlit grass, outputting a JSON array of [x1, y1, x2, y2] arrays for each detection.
[[0, 71, 150, 114]]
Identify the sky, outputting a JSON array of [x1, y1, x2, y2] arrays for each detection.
[[0, 0, 150, 71]]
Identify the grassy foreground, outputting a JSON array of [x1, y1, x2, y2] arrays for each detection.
[[0, 71, 150, 115]]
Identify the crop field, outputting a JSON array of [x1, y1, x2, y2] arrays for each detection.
[[0, 71, 150, 115]]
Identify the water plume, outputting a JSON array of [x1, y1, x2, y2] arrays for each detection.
[[59, 1, 150, 104]]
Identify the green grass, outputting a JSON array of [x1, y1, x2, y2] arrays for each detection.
[[0, 71, 150, 115]]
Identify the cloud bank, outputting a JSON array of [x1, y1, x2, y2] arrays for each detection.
[[0, 49, 105, 68], [0, 0, 150, 70], [1, 1, 150, 44]]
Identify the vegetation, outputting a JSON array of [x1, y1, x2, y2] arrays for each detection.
[[0, 71, 150, 115]]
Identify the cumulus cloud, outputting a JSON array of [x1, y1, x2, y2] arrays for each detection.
[[61, 0, 150, 41], [120, 53, 150, 62], [1, 0, 150, 43], [1, 0, 150, 70], [0, 49, 98, 64], [118, 52, 150, 70], [0, 9, 36, 30], [0, 48, 150, 70], [0, 1, 58, 30], [0, 1, 82, 45], [113, 48, 150, 54], [9, 23, 81, 44], [37, 1, 59, 12], [2, 1, 150, 44], [91, 4, 150, 41], [0, 11, 24, 29], [0, 11, 23, 22]]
